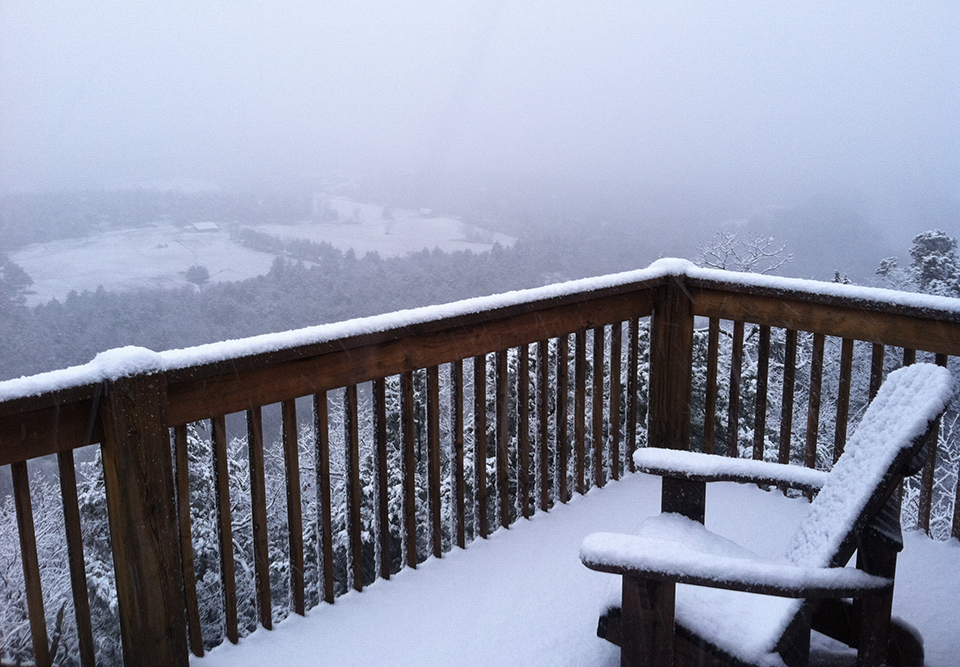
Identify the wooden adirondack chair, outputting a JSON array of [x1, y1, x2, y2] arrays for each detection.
[[581, 363, 953, 667]]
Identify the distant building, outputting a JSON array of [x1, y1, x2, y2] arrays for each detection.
[[187, 222, 220, 233]]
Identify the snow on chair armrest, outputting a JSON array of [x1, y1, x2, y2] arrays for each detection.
[[580, 513, 891, 599], [634, 447, 830, 493]]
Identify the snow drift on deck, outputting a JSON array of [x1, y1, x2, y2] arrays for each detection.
[[192, 474, 960, 667]]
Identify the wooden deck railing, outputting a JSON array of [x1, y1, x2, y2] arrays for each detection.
[[2, 260, 959, 666]]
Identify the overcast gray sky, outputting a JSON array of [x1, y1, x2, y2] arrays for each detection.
[[1, 0, 957, 206]]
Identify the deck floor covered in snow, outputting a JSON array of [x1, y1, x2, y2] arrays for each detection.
[[193, 473, 960, 667]]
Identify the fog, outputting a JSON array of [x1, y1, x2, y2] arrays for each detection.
[[2, 1, 957, 208]]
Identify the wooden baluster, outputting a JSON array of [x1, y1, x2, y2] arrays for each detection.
[[754, 325, 770, 461], [872, 343, 903, 513], [281, 401, 305, 615], [626, 318, 640, 471], [12, 461, 51, 667], [518, 345, 531, 519], [918, 353, 948, 534], [474, 355, 489, 537], [247, 407, 272, 627], [344, 386, 363, 589], [57, 450, 96, 667], [557, 335, 570, 501], [805, 333, 825, 472], [427, 366, 443, 557], [496, 349, 510, 528], [173, 426, 204, 655], [704, 318, 720, 455], [451, 362, 466, 548], [954, 451, 960, 540], [401, 371, 418, 566], [100, 373, 188, 666], [897, 348, 914, 549], [314, 394, 335, 603], [575, 329, 587, 495], [869, 343, 885, 400], [537, 340, 550, 510], [373, 378, 393, 575], [833, 339, 854, 464], [727, 320, 744, 457], [610, 323, 622, 480], [212, 414, 240, 638], [778, 329, 798, 469], [593, 326, 606, 488]]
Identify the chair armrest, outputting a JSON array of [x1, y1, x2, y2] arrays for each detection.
[[634, 448, 829, 493], [580, 531, 891, 599]]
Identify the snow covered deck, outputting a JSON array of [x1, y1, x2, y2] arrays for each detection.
[[192, 474, 960, 667]]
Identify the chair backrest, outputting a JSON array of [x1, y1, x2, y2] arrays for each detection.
[[784, 363, 953, 569]]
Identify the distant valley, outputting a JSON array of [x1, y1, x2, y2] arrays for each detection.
[[10, 196, 516, 306]]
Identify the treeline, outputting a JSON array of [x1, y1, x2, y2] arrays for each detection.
[[0, 237, 586, 381]]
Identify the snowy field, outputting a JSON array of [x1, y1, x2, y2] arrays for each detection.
[[262, 196, 518, 258], [10, 197, 516, 306], [11, 225, 277, 306], [193, 474, 960, 667]]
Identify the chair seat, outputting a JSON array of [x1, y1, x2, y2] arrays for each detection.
[[596, 513, 802, 665], [676, 586, 797, 665]]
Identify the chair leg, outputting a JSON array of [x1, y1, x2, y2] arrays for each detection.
[[856, 592, 893, 667], [775, 610, 811, 667], [854, 536, 898, 667], [622, 575, 676, 667]]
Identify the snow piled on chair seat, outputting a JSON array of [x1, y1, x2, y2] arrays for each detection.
[[786, 363, 953, 568], [677, 587, 795, 667]]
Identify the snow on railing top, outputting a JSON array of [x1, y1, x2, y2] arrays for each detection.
[[4, 258, 960, 404]]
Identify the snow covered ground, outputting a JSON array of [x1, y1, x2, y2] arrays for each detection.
[[10, 197, 515, 306], [264, 196, 517, 258], [11, 225, 277, 305], [193, 474, 960, 667]]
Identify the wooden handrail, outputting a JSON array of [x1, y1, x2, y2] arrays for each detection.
[[7, 268, 960, 465], [691, 282, 960, 354], [0, 278, 659, 465]]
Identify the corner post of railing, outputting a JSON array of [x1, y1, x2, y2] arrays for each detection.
[[99, 370, 189, 667], [648, 274, 702, 522]]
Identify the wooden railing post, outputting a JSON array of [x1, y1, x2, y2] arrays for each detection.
[[648, 277, 694, 452], [99, 371, 188, 667], [649, 277, 698, 521]]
